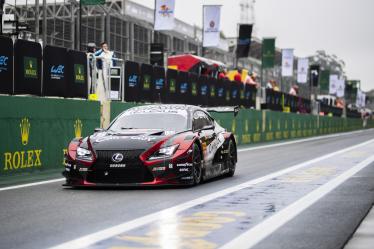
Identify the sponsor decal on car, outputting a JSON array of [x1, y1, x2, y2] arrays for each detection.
[[176, 162, 193, 167], [152, 166, 166, 172], [109, 164, 127, 168]]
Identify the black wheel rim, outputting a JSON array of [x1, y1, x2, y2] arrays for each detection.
[[193, 146, 201, 182]]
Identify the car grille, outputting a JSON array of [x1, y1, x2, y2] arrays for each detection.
[[87, 150, 154, 184]]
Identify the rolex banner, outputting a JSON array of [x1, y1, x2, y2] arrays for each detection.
[[281, 49, 294, 77], [236, 24, 253, 58], [154, 0, 175, 31], [297, 58, 309, 83], [203, 5, 221, 47], [261, 38, 275, 68], [319, 70, 330, 92]]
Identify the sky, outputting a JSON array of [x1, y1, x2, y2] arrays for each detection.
[[135, 0, 374, 91]]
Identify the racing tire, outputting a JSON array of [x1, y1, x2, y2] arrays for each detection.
[[192, 143, 202, 185], [227, 139, 236, 177]]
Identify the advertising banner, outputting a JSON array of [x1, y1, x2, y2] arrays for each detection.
[[14, 40, 42, 95], [154, 0, 176, 31], [336, 78, 345, 98], [188, 73, 199, 105], [297, 58, 309, 84], [0, 36, 13, 94], [124, 61, 140, 102], [139, 64, 153, 103], [176, 71, 189, 104], [329, 74, 339, 95], [43, 46, 68, 97], [208, 77, 218, 107], [236, 24, 253, 58], [67, 50, 88, 98], [198, 75, 209, 106], [216, 78, 225, 106], [166, 69, 178, 103], [152, 66, 166, 103], [261, 38, 275, 68], [203, 5, 221, 47], [0, 96, 100, 176], [281, 49, 294, 77], [319, 70, 330, 92]]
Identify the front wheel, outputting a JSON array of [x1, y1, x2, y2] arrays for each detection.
[[226, 139, 236, 177], [192, 143, 202, 185]]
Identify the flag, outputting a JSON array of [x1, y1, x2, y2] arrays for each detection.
[[329, 74, 339, 95], [297, 58, 309, 83], [356, 89, 366, 108], [336, 78, 345, 98], [203, 5, 221, 47], [154, 0, 176, 31], [281, 49, 294, 77], [261, 38, 275, 68], [319, 70, 330, 92], [236, 24, 253, 58]]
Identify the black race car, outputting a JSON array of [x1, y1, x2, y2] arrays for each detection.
[[63, 105, 237, 187]]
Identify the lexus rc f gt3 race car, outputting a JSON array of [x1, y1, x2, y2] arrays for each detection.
[[63, 105, 237, 187]]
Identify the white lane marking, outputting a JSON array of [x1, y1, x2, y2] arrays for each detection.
[[0, 178, 65, 192], [219, 154, 374, 249], [237, 129, 371, 153], [48, 138, 374, 249], [0, 128, 371, 192]]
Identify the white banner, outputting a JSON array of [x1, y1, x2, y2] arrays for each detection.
[[362, 92, 366, 107], [356, 90, 366, 108], [281, 49, 294, 77], [154, 0, 175, 31], [297, 58, 308, 83], [329, 74, 339, 95], [336, 78, 345, 98], [203, 5, 221, 47]]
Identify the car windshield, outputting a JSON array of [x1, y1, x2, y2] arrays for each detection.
[[109, 113, 188, 132]]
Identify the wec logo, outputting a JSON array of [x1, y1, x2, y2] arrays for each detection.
[[0, 56, 9, 72], [0, 56, 8, 66]]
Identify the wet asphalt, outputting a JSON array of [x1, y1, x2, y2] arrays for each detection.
[[0, 129, 373, 249]]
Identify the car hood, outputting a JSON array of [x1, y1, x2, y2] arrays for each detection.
[[89, 129, 175, 151]]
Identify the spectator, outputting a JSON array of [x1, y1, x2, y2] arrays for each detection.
[[266, 80, 273, 89], [245, 72, 260, 88], [218, 68, 228, 80], [234, 69, 242, 82], [270, 80, 280, 92], [289, 84, 299, 96], [94, 42, 116, 102]]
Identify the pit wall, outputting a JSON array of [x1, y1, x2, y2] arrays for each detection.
[[110, 102, 373, 145], [0, 95, 100, 177]]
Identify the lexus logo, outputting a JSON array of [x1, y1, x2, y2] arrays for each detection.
[[111, 153, 124, 163]]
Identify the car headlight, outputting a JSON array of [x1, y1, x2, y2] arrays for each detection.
[[76, 147, 93, 161], [149, 144, 179, 160]]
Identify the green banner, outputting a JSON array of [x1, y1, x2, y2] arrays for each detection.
[[320, 70, 330, 92], [346, 80, 360, 100], [261, 38, 276, 68], [0, 96, 100, 176], [81, 0, 105, 6]]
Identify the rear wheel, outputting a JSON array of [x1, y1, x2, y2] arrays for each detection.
[[227, 139, 236, 177], [192, 143, 202, 185]]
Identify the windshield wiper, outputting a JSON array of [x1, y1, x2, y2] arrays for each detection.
[[121, 127, 135, 129]]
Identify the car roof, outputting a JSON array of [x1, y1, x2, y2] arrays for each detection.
[[126, 104, 203, 114]]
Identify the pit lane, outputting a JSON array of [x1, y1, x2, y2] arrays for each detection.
[[0, 129, 374, 249]]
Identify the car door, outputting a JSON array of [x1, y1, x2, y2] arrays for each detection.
[[193, 111, 218, 177]]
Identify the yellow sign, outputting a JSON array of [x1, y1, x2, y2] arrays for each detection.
[[3, 118, 43, 171], [20, 118, 30, 146], [74, 119, 83, 138]]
